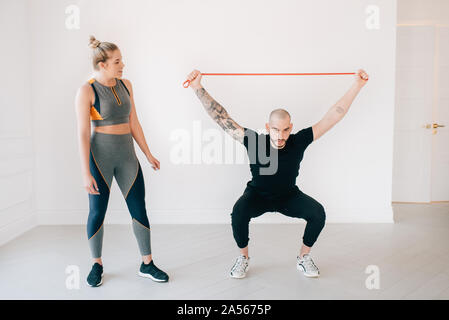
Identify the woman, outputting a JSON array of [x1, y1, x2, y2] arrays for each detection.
[[75, 35, 168, 287]]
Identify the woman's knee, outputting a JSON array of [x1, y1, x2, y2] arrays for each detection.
[[87, 209, 105, 238], [132, 207, 150, 227]]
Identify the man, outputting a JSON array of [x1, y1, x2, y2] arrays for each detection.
[[186, 69, 369, 278]]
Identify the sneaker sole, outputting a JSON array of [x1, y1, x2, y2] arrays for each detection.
[[297, 264, 320, 278], [138, 271, 168, 282], [86, 274, 103, 287], [230, 266, 249, 279]]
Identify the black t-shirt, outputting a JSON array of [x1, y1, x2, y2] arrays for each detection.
[[243, 126, 314, 195]]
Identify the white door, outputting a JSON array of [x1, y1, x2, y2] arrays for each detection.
[[393, 25, 449, 203], [432, 26, 449, 201]]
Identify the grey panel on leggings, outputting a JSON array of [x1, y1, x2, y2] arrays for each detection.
[[132, 219, 151, 256], [90, 141, 115, 190], [88, 224, 104, 259], [114, 146, 139, 199]]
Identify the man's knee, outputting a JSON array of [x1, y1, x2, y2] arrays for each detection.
[[231, 209, 251, 229], [317, 203, 326, 222], [312, 203, 326, 229], [230, 197, 254, 223], [302, 202, 326, 226]]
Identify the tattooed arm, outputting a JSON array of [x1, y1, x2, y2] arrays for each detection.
[[311, 69, 369, 141], [194, 87, 245, 143], [187, 69, 244, 144]]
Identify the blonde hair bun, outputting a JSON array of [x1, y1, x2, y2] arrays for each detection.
[[89, 35, 101, 49]]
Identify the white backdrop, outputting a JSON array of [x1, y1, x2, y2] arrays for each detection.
[[27, 0, 396, 225]]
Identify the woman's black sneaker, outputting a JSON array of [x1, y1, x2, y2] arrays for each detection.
[[138, 260, 169, 282], [87, 263, 103, 287]]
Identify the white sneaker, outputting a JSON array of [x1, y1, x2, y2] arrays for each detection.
[[230, 254, 250, 279], [297, 254, 320, 277]]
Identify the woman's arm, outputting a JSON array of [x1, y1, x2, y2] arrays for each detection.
[[75, 83, 99, 194], [122, 79, 160, 170]]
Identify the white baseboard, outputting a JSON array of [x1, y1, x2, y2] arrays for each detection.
[[0, 213, 38, 246], [37, 206, 394, 225]]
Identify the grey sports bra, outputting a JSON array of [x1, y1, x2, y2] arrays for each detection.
[[88, 78, 131, 127]]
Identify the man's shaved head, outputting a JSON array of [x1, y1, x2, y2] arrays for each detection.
[[269, 108, 291, 124], [266, 108, 293, 149]]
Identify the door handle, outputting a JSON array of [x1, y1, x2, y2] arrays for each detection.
[[423, 123, 445, 129], [422, 123, 445, 135]]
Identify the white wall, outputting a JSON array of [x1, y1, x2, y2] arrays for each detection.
[[398, 0, 449, 24], [29, 0, 396, 225], [0, 0, 37, 245]]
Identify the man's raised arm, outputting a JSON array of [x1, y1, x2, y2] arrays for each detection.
[[187, 69, 244, 144], [311, 69, 369, 141]]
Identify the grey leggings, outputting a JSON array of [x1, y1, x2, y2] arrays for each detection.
[[87, 131, 151, 258]]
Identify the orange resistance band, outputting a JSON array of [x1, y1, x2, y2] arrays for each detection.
[[183, 72, 356, 88]]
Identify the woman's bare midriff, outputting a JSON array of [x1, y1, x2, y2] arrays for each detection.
[[94, 123, 131, 135]]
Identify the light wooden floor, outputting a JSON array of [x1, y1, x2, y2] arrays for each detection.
[[0, 203, 448, 300]]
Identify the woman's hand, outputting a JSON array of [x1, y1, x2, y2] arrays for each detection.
[[147, 154, 160, 170], [83, 173, 100, 195]]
